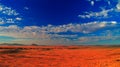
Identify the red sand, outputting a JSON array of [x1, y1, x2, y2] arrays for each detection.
[[0, 46, 120, 67]]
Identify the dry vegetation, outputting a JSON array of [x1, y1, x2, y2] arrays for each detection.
[[0, 46, 120, 67]]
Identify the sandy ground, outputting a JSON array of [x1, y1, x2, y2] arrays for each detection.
[[0, 46, 120, 67]]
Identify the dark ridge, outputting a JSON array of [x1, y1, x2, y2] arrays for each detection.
[[0, 43, 24, 46], [40, 48, 54, 51], [31, 44, 38, 46], [67, 47, 80, 49], [0, 49, 22, 54]]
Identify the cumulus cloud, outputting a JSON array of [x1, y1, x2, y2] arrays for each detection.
[[91, 1, 94, 6], [0, 3, 22, 24], [0, 21, 117, 38], [114, 0, 120, 12], [0, 3, 19, 16], [79, 0, 120, 19], [0, 21, 118, 45], [78, 8, 113, 19], [86, 0, 101, 6], [78, 28, 120, 44], [24, 7, 29, 10]]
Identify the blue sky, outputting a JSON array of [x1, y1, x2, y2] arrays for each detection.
[[0, 0, 120, 45]]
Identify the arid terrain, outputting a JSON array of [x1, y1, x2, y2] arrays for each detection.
[[0, 45, 120, 67]]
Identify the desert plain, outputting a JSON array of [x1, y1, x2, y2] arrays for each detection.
[[0, 45, 120, 67]]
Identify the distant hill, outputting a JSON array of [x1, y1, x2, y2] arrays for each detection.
[[0, 43, 24, 46], [31, 44, 39, 46]]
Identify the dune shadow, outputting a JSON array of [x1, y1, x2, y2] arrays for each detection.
[[0, 49, 22, 54], [66, 46, 90, 50], [41, 48, 53, 51], [67, 47, 80, 50], [116, 59, 120, 61]]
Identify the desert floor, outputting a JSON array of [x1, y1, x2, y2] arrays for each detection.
[[0, 46, 120, 67]]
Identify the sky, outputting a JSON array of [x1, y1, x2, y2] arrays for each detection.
[[0, 0, 120, 45]]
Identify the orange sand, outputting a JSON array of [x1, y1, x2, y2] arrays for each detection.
[[0, 46, 120, 67]]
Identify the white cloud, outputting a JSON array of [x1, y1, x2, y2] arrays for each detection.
[[0, 4, 19, 16], [79, 0, 120, 19], [0, 21, 118, 45], [86, 0, 101, 6], [114, 0, 120, 12], [16, 17, 22, 21], [91, 1, 94, 6], [78, 8, 113, 19], [0, 3, 22, 24], [107, 1, 111, 5], [78, 28, 120, 44], [24, 7, 29, 10], [0, 21, 117, 39]]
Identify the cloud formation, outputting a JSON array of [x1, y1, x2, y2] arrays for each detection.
[[0, 3, 22, 24], [78, 8, 113, 19], [79, 0, 120, 19], [0, 1, 120, 45], [0, 21, 118, 45], [0, 21, 117, 38]]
